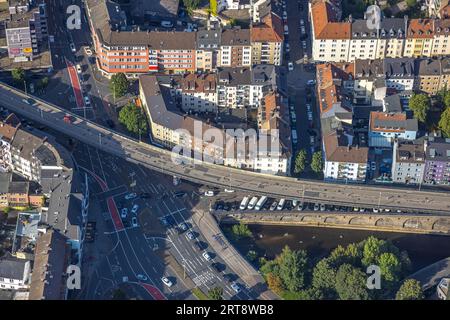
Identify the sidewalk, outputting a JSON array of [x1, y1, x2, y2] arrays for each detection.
[[191, 207, 279, 300]]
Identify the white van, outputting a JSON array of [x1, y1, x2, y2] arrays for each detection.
[[247, 197, 259, 210], [255, 196, 268, 211], [277, 199, 286, 211], [239, 196, 250, 210]]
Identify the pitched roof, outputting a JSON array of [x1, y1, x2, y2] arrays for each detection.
[[311, 1, 350, 40], [408, 19, 435, 39], [221, 28, 251, 46], [180, 73, 217, 93], [370, 111, 418, 132], [323, 130, 368, 163], [0, 253, 28, 280], [251, 12, 284, 42]]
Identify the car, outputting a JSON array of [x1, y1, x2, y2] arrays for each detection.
[[84, 96, 91, 106], [160, 217, 169, 226], [121, 208, 128, 219], [292, 200, 298, 208], [125, 193, 137, 200], [320, 204, 326, 211], [359, 207, 366, 213], [224, 188, 235, 193], [307, 79, 316, 86], [302, 41, 307, 49], [297, 202, 304, 211], [131, 204, 139, 214], [186, 231, 195, 240], [306, 104, 311, 112], [29, 83, 35, 94], [353, 207, 359, 212], [161, 21, 174, 28], [269, 201, 278, 211], [137, 274, 147, 281], [173, 176, 180, 186], [161, 276, 173, 287], [285, 43, 290, 53], [384, 208, 391, 212], [202, 251, 212, 261], [179, 222, 188, 232], [132, 217, 138, 227], [204, 190, 215, 197], [288, 62, 294, 71], [70, 43, 76, 53], [373, 208, 379, 213], [84, 47, 93, 56], [314, 203, 320, 211], [301, 26, 306, 34], [300, 19, 304, 26], [174, 191, 186, 198], [211, 262, 225, 273], [310, 136, 315, 145], [307, 113, 313, 121], [106, 119, 115, 128], [76, 64, 82, 73], [231, 282, 241, 293], [140, 192, 151, 199]]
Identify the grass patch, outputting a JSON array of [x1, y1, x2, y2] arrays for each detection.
[[192, 287, 209, 300]]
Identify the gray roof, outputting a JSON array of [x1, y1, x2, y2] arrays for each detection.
[[417, 59, 442, 76], [218, 68, 252, 86], [197, 29, 222, 50], [35, 144, 58, 166], [0, 254, 28, 280], [351, 20, 379, 39], [355, 59, 384, 79], [384, 58, 416, 78], [0, 172, 11, 194], [383, 94, 402, 113], [251, 64, 277, 86], [8, 181, 29, 194], [221, 28, 251, 46], [379, 18, 406, 39], [426, 138, 450, 162], [11, 128, 44, 162]]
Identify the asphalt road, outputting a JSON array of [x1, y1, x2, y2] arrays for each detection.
[[74, 143, 255, 300]]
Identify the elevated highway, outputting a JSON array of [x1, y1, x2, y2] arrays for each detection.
[[1, 82, 450, 214]]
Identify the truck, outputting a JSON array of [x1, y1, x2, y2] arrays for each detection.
[[247, 196, 259, 210], [292, 130, 298, 144], [255, 196, 268, 211], [239, 196, 250, 210]]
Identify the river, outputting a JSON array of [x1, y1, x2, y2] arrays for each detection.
[[228, 224, 450, 272]]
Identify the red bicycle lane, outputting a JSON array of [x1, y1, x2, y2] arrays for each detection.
[[140, 283, 167, 300], [65, 59, 84, 109]]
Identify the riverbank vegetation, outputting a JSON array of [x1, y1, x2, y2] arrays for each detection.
[[258, 236, 423, 300]]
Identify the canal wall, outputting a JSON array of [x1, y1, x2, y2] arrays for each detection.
[[215, 211, 450, 235]]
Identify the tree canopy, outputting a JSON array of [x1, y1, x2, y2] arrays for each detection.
[[11, 68, 25, 84], [110, 73, 129, 98], [294, 149, 308, 174], [311, 151, 323, 174], [335, 264, 370, 300], [409, 94, 431, 123], [395, 279, 424, 300], [230, 223, 252, 240], [439, 107, 450, 138], [208, 286, 223, 300], [118, 103, 147, 136]]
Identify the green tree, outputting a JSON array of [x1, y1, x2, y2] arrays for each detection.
[[208, 286, 223, 300], [409, 93, 431, 123], [362, 236, 388, 267], [112, 288, 127, 300], [110, 73, 129, 99], [277, 246, 308, 292], [439, 107, 450, 138], [118, 103, 147, 136], [11, 67, 25, 85], [183, 0, 200, 14], [395, 279, 424, 300], [406, 0, 416, 7], [294, 149, 308, 174], [310, 151, 323, 174], [377, 252, 402, 283], [37, 77, 49, 90], [312, 258, 337, 299], [335, 264, 370, 300], [230, 223, 252, 240], [259, 257, 280, 278], [246, 250, 258, 262]]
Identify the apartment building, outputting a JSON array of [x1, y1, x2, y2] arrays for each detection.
[[404, 19, 435, 58], [423, 137, 450, 185], [251, 12, 284, 66], [378, 18, 407, 59], [217, 65, 279, 109], [4, 0, 47, 62], [417, 58, 443, 94], [368, 111, 418, 147], [177, 73, 218, 113], [219, 28, 252, 67], [323, 130, 369, 182], [0, 114, 20, 172], [196, 29, 221, 72], [392, 139, 426, 184], [0, 253, 30, 290]]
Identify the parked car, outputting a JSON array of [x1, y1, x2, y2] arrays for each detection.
[[202, 251, 212, 261], [288, 62, 294, 71], [161, 276, 173, 287], [125, 193, 137, 200], [231, 282, 241, 293], [269, 201, 278, 211], [121, 208, 128, 219], [314, 203, 320, 211], [76, 64, 82, 73], [204, 190, 215, 197], [186, 231, 195, 240], [84, 96, 91, 106], [131, 204, 139, 214], [131, 217, 138, 227], [160, 21, 173, 28], [178, 222, 188, 232], [70, 42, 76, 53]]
